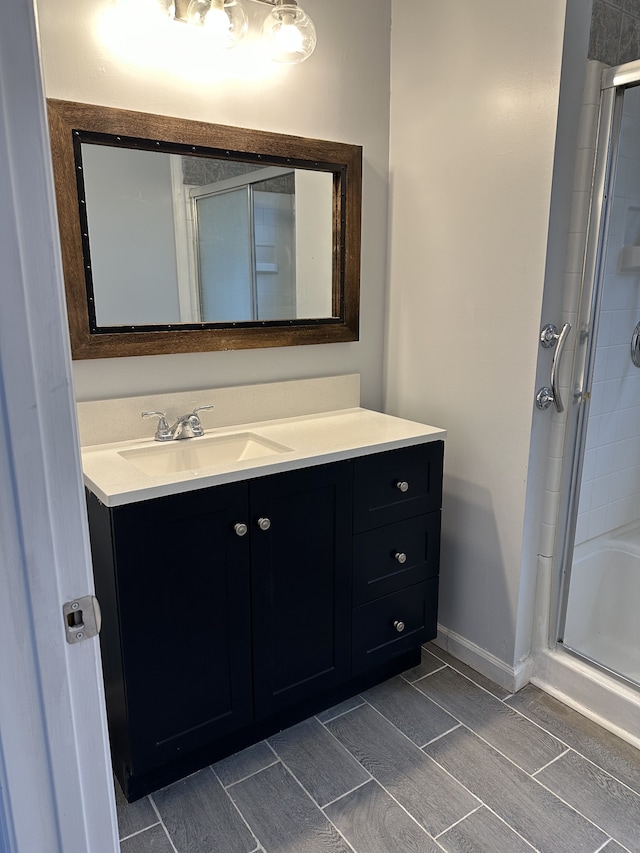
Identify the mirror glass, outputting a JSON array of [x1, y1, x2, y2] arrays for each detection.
[[47, 100, 362, 359], [81, 144, 334, 327]]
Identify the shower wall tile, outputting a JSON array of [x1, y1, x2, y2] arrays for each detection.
[[589, 0, 622, 66], [619, 12, 640, 63], [589, 0, 640, 66], [574, 512, 589, 543], [590, 473, 613, 508], [587, 505, 610, 539]]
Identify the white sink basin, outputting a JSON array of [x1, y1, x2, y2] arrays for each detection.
[[118, 432, 293, 476]]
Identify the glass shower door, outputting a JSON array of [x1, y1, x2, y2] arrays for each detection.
[[559, 79, 640, 687]]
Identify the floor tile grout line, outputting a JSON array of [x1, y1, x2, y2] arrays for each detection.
[[527, 730, 640, 800], [500, 694, 640, 796], [419, 722, 462, 750], [414, 664, 568, 764], [266, 731, 373, 806], [423, 727, 616, 850], [208, 765, 262, 851], [421, 646, 514, 700], [574, 750, 640, 799], [222, 769, 272, 853], [478, 803, 542, 852], [118, 820, 161, 843], [440, 720, 559, 776], [331, 693, 487, 818], [409, 670, 520, 734], [357, 691, 465, 755], [424, 715, 639, 851], [147, 795, 179, 853], [247, 759, 360, 853], [526, 769, 632, 847], [317, 687, 470, 846], [415, 691, 566, 780], [531, 746, 571, 776], [223, 744, 359, 853], [593, 840, 617, 853], [501, 695, 581, 755], [402, 662, 448, 684], [216, 757, 280, 789], [323, 774, 448, 851], [432, 804, 483, 840], [314, 697, 366, 724], [319, 777, 372, 809]]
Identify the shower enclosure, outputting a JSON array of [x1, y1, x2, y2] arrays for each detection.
[[553, 60, 640, 693]]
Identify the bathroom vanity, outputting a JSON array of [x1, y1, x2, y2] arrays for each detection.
[[80, 378, 445, 800]]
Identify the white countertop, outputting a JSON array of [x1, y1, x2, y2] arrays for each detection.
[[82, 407, 446, 507]]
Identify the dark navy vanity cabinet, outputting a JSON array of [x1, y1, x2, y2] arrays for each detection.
[[87, 440, 443, 801]]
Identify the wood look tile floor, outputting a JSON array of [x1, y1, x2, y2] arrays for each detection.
[[117, 643, 640, 853]]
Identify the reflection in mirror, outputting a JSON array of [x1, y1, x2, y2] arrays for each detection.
[[47, 100, 362, 359], [81, 146, 334, 327]]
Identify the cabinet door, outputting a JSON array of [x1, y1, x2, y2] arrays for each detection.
[[250, 462, 352, 718], [111, 482, 252, 774]]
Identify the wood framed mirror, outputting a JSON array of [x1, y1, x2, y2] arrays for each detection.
[[47, 99, 362, 359]]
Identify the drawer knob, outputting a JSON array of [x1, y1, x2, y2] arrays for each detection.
[[257, 517, 271, 531], [394, 552, 407, 564], [393, 620, 405, 633], [234, 522, 248, 537], [396, 481, 409, 493]]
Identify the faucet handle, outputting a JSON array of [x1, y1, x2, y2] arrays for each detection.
[[192, 405, 214, 418], [142, 410, 172, 441], [189, 405, 214, 437]]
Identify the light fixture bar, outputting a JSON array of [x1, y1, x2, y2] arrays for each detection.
[[166, 0, 316, 63]]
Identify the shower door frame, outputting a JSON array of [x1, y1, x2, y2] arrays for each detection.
[[553, 59, 640, 673]]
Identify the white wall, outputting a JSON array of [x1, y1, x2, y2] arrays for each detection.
[[385, 0, 571, 675], [36, 0, 391, 408]]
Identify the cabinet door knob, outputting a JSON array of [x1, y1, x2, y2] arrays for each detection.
[[257, 517, 271, 531], [396, 480, 409, 493], [393, 620, 405, 633], [394, 552, 407, 564], [234, 522, 248, 537]]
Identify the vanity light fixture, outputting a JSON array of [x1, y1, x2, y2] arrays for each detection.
[[163, 0, 317, 63]]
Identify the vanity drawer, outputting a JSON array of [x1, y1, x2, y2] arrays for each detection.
[[353, 512, 440, 605], [353, 442, 443, 532], [352, 578, 438, 674]]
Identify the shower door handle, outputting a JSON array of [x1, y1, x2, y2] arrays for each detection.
[[536, 322, 572, 413]]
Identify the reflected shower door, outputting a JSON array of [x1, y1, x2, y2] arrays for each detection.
[[195, 187, 254, 322]]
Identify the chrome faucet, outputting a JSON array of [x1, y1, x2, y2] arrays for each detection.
[[142, 405, 214, 441]]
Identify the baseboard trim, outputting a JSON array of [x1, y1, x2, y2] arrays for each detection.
[[434, 625, 532, 693]]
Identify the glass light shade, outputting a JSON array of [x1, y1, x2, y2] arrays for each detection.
[[156, 0, 176, 19], [262, 3, 316, 64], [186, 0, 247, 48]]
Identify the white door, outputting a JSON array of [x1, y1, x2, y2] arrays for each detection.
[[0, 1, 118, 850]]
